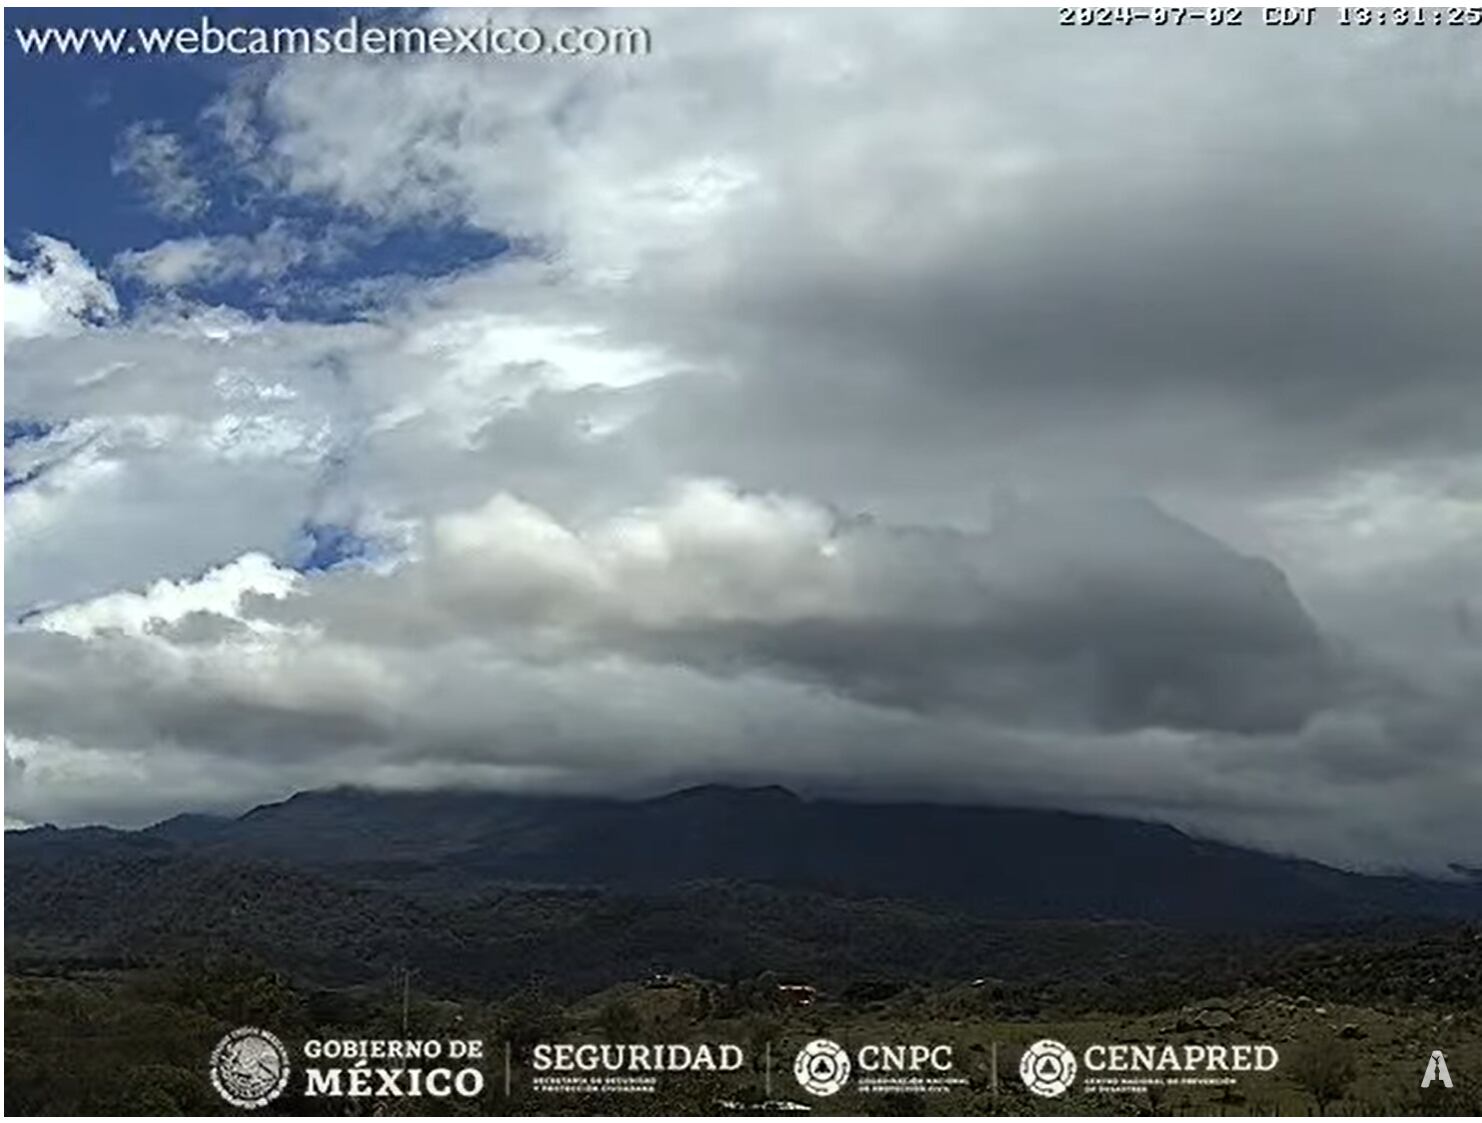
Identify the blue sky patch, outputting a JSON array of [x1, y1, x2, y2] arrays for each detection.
[[6, 7, 508, 322], [292, 520, 371, 573], [5, 418, 56, 447]]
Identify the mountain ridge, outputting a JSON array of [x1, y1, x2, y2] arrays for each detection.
[[10, 782, 1479, 931]]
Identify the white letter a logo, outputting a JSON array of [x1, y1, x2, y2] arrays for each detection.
[[1421, 1050, 1452, 1090]]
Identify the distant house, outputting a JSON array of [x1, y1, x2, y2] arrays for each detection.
[[776, 983, 817, 1007], [644, 972, 679, 989]]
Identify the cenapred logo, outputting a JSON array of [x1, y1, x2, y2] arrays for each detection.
[[210, 1026, 290, 1109], [1019, 1038, 1078, 1098], [1020, 1037, 1278, 1097], [793, 1039, 852, 1097]]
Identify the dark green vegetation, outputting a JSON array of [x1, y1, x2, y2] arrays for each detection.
[[6, 784, 1482, 1114], [6, 949, 1481, 1116]]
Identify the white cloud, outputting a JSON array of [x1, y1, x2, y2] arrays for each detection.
[[4, 236, 119, 341], [112, 122, 208, 221], [6, 484, 1478, 872], [113, 219, 352, 290], [27, 552, 298, 639], [4, 304, 374, 614]]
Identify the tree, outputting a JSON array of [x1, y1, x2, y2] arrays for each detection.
[[1290, 1036, 1356, 1115], [597, 998, 641, 1042]]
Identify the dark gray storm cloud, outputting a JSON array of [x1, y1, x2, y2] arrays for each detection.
[[611, 498, 1332, 735]]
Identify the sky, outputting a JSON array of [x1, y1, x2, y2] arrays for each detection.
[[4, 9, 1480, 874]]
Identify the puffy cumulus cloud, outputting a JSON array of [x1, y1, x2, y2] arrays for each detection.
[[4, 237, 119, 341], [112, 122, 209, 221], [404, 485, 1333, 735], [6, 12, 1480, 870], [26, 552, 297, 639]]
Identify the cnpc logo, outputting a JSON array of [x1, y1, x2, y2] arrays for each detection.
[[793, 1038, 954, 1097], [1020, 1039, 1077, 1098]]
